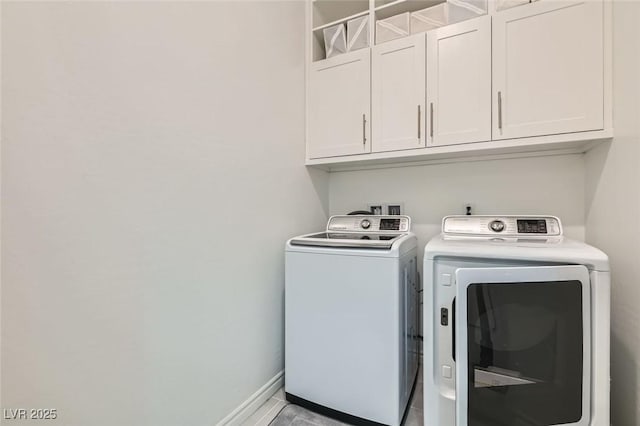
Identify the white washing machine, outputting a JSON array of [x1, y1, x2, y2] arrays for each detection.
[[423, 215, 610, 426], [285, 215, 419, 426]]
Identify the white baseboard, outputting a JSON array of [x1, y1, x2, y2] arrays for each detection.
[[216, 370, 284, 426]]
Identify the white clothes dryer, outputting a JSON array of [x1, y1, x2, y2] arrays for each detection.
[[286, 215, 419, 426], [423, 215, 610, 426]]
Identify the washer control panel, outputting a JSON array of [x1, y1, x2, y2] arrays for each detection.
[[442, 215, 562, 237], [327, 215, 411, 233]]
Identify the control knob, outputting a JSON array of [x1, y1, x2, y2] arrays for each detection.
[[489, 220, 505, 233]]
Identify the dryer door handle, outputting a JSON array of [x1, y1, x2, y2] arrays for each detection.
[[452, 297, 456, 362]]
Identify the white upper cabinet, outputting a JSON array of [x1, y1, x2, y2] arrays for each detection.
[[308, 49, 371, 159], [304, 0, 611, 169], [371, 34, 426, 153], [492, 0, 604, 140], [426, 15, 491, 147]]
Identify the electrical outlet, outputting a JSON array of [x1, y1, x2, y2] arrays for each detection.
[[368, 204, 383, 215], [387, 203, 404, 215], [368, 202, 404, 215]]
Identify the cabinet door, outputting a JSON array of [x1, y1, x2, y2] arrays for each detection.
[[308, 49, 371, 159], [426, 16, 491, 147], [492, 0, 604, 140], [372, 34, 426, 153]]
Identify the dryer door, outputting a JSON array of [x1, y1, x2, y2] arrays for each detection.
[[454, 265, 590, 426]]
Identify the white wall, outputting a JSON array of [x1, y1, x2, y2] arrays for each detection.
[[329, 154, 586, 257], [1, 2, 327, 425], [585, 1, 640, 424]]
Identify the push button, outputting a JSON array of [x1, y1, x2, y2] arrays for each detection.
[[441, 273, 451, 286], [442, 365, 452, 379]]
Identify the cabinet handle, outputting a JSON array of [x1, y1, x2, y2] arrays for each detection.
[[430, 102, 434, 139], [362, 114, 367, 146], [498, 91, 503, 131], [417, 105, 421, 140]]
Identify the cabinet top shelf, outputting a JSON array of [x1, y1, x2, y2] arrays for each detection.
[[312, 0, 370, 29], [311, 9, 370, 32], [374, 0, 446, 20]]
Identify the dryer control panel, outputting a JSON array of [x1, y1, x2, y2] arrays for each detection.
[[442, 215, 562, 237], [327, 215, 411, 233]]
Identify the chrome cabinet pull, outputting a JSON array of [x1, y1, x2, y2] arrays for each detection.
[[362, 114, 367, 145], [430, 102, 434, 139], [418, 105, 421, 140], [498, 91, 503, 130]]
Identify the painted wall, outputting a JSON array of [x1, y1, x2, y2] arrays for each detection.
[[585, 1, 640, 425], [1, 2, 327, 425]]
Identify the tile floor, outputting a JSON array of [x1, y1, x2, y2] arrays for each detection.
[[242, 368, 424, 426]]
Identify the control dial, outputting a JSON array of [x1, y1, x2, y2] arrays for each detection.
[[489, 220, 505, 233], [360, 219, 371, 230]]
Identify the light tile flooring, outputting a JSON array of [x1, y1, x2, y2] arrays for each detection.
[[242, 368, 424, 426]]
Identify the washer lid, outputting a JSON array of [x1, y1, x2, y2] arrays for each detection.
[[289, 232, 405, 249]]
